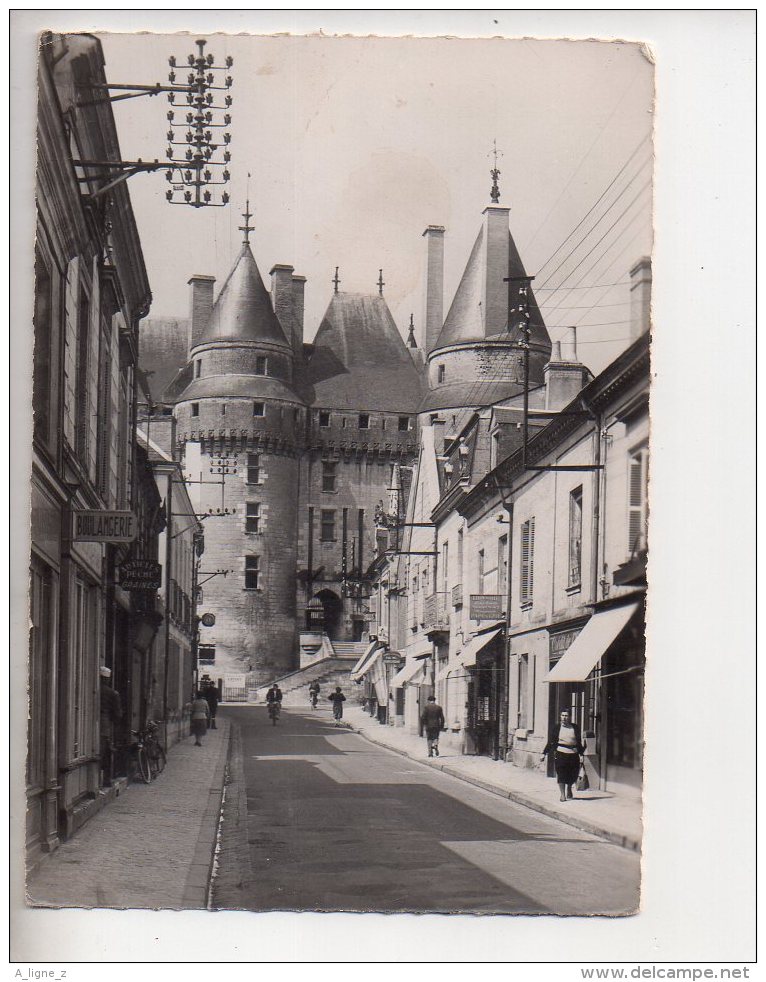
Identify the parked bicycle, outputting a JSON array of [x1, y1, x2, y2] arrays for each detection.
[[127, 720, 167, 784]]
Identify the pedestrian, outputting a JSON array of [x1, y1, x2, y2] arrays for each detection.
[[308, 680, 320, 709], [99, 666, 122, 786], [202, 679, 219, 729], [328, 686, 346, 726], [190, 691, 210, 746], [420, 694, 445, 757], [541, 709, 586, 802]]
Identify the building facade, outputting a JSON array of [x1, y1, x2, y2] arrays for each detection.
[[29, 33, 153, 857]]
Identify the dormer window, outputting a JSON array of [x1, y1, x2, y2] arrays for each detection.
[[253, 401, 265, 417], [255, 356, 267, 376]]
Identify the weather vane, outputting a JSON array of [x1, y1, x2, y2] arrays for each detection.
[[489, 139, 503, 204]]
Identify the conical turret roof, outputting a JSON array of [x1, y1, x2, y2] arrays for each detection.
[[197, 244, 290, 348], [433, 227, 549, 354], [304, 293, 423, 412]]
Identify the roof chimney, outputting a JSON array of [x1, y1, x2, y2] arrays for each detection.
[[629, 257, 652, 339], [421, 226, 445, 355], [188, 275, 215, 355], [544, 327, 591, 412], [482, 205, 511, 337], [291, 274, 306, 361], [270, 263, 295, 352]]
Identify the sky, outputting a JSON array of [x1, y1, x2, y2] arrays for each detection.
[[98, 32, 654, 376]]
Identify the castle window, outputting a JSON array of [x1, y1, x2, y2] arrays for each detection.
[[381, 418, 387, 430], [319, 410, 331, 427], [195, 359, 202, 378], [253, 401, 265, 417], [320, 509, 336, 542], [322, 461, 337, 493], [294, 408, 301, 422], [245, 555, 260, 590], [398, 416, 410, 432], [438, 364, 446, 383], [191, 403, 199, 417], [221, 404, 226, 416], [247, 454, 260, 485], [255, 356, 267, 376], [358, 413, 370, 429], [246, 502, 261, 534], [341, 417, 347, 429]]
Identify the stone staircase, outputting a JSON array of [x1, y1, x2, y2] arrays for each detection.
[[255, 641, 369, 708]]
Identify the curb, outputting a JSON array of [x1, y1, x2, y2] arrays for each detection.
[[180, 720, 232, 908], [347, 721, 640, 853]]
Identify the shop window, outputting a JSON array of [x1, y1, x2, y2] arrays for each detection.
[[322, 460, 337, 492], [246, 502, 261, 534], [568, 486, 583, 588], [247, 454, 260, 485], [358, 413, 370, 429], [253, 401, 265, 417], [320, 509, 336, 542], [255, 356, 267, 376], [191, 403, 199, 417], [520, 518, 535, 607], [245, 555, 260, 590], [319, 410, 331, 427], [628, 446, 649, 556]]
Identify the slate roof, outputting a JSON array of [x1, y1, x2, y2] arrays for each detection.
[[419, 378, 526, 413], [138, 317, 190, 404], [433, 228, 549, 354], [302, 293, 424, 412], [197, 244, 290, 348]]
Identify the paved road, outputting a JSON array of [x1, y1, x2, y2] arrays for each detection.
[[213, 706, 640, 916]]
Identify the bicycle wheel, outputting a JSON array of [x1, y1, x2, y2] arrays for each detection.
[[149, 744, 167, 778], [136, 745, 152, 784]]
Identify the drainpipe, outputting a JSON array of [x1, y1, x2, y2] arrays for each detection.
[[501, 501, 514, 762], [588, 406, 604, 789], [161, 472, 174, 752]]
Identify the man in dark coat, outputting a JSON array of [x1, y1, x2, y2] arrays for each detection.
[[421, 695, 445, 757], [202, 678, 219, 729], [99, 666, 122, 786]]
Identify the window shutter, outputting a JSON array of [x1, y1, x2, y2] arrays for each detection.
[[87, 257, 101, 482], [528, 518, 535, 601], [62, 256, 79, 447], [628, 452, 646, 554]]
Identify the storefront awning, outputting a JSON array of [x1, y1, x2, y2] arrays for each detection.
[[350, 640, 384, 680], [373, 679, 387, 704], [391, 658, 429, 688], [460, 628, 503, 668], [545, 601, 640, 683], [406, 640, 433, 660]]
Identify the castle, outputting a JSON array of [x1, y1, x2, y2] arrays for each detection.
[[139, 194, 552, 684]]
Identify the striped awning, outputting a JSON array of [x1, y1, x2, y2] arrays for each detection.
[[350, 640, 384, 681]]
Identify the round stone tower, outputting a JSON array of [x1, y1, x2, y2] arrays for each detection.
[[174, 241, 305, 683]]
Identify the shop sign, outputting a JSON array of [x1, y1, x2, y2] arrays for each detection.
[[469, 594, 504, 620], [118, 559, 162, 591], [73, 509, 137, 543], [225, 674, 247, 688], [550, 628, 582, 656]]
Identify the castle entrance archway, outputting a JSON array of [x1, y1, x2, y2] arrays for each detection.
[[306, 589, 342, 639]]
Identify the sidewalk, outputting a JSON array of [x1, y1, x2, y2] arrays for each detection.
[[26, 719, 230, 910], [345, 708, 642, 851]]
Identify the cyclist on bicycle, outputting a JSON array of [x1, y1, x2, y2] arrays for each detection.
[[266, 683, 283, 724]]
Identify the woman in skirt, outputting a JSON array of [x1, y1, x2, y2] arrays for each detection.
[[541, 709, 586, 801], [190, 691, 210, 746]]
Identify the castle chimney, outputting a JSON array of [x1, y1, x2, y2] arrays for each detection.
[[544, 327, 591, 412], [482, 205, 511, 337], [291, 274, 306, 360], [629, 257, 652, 339], [270, 263, 295, 347], [421, 226, 445, 354], [188, 274, 215, 354]]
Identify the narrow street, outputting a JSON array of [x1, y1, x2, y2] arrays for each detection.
[[213, 706, 640, 916]]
